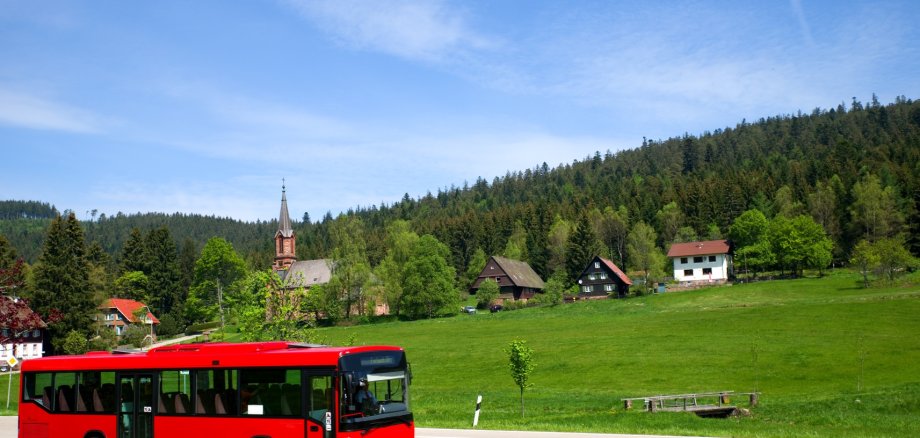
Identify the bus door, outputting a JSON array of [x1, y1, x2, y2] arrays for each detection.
[[117, 373, 154, 438]]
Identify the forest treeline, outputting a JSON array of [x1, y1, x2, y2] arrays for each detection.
[[3, 96, 920, 276], [3, 95, 920, 353]]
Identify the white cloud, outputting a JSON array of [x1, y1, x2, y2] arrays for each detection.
[[281, 0, 496, 62], [0, 87, 104, 133]]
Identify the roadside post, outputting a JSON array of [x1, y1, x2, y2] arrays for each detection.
[[5, 357, 18, 411], [473, 394, 482, 427]]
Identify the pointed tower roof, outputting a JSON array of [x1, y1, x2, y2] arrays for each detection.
[[276, 183, 294, 238]]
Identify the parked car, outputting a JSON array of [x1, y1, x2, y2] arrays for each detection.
[[489, 304, 503, 313], [462, 306, 476, 314], [0, 364, 10, 373]]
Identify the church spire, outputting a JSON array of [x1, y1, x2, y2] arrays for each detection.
[[277, 181, 293, 238], [273, 181, 296, 270]]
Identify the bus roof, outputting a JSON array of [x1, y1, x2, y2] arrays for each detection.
[[21, 342, 404, 372]]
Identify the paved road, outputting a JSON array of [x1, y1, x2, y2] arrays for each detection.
[[0, 417, 704, 438], [0, 417, 13, 438], [417, 428, 707, 438]]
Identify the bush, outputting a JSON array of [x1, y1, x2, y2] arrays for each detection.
[[62, 330, 88, 355], [476, 279, 500, 309], [185, 321, 221, 335], [121, 325, 151, 348], [503, 300, 528, 311], [156, 313, 185, 338], [88, 327, 117, 351]]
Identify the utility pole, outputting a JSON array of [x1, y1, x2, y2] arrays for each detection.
[[217, 279, 225, 340]]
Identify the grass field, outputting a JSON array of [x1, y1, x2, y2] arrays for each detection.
[[3, 271, 917, 436], [314, 270, 920, 437]]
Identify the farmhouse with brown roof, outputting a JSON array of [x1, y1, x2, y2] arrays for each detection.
[[470, 256, 545, 301]]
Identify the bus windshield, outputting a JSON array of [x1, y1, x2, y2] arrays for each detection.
[[339, 351, 410, 428]]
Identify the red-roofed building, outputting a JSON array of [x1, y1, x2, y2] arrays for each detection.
[[666, 240, 733, 285], [98, 298, 159, 340]]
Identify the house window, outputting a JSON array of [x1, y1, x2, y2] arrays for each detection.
[[599, 272, 608, 279], [582, 286, 591, 293], [588, 274, 596, 281], [709, 255, 716, 262], [683, 269, 693, 276], [703, 268, 712, 275], [594, 262, 600, 269], [680, 257, 688, 264], [604, 284, 614, 292], [693, 256, 704, 263]]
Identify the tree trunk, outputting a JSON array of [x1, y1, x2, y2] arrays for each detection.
[[520, 388, 525, 417]]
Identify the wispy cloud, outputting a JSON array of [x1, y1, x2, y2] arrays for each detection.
[[789, 0, 815, 47], [280, 0, 496, 62], [0, 87, 105, 134]]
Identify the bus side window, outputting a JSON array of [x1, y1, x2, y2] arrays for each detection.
[[53, 372, 77, 413], [240, 368, 300, 417], [159, 370, 192, 415], [196, 369, 237, 415], [308, 375, 332, 423], [22, 372, 54, 409]]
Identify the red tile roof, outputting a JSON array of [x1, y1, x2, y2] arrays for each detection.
[[666, 240, 731, 257], [100, 298, 160, 325], [599, 257, 632, 285]]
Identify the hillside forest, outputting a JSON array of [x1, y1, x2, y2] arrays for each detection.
[[1, 95, 919, 353]]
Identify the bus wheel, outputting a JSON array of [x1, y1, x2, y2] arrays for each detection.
[[84, 432, 106, 438]]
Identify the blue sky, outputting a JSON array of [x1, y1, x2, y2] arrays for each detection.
[[2, 0, 918, 222]]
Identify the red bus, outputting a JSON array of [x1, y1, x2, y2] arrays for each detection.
[[18, 342, 414, 438]]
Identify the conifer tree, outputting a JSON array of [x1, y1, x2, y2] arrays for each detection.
[[144, 227, 181, 314], [31, 213, 95, 353], [566, 214, 601, 282]]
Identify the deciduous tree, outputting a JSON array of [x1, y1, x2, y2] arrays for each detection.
[[506, 339, 535, 417], [627, 221, 663, 294], [185, 237, 247, 325], [402, 235, 458, 319]]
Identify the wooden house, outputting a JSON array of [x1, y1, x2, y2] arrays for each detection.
[[575, 256, 633, 298], [470, 256, 545, 301]]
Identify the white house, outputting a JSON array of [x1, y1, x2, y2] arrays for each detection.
[[667, 240, 733, 285], [0, 296, 46, 364]]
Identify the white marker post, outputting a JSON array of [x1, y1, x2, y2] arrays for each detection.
[[473, 394, 482, 427], [6, 357, 17, 411]]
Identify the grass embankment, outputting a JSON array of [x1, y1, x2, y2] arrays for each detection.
[[0, 373, 19, 416], [317, 271, 920, 437]]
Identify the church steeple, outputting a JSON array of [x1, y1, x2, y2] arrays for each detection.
[[273, 182, 296, 270]]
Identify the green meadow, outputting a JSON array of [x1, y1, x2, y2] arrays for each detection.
[[318, 271, 920, 437], [3, 271, 918, 436]]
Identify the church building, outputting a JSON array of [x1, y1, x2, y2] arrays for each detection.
[[272, 185, 332, 290]]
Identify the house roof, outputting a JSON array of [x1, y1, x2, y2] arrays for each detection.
[[667, 240, 731, 257], [100, 298, 160, 325], [281, 259, 333, 288], [490, 256, 545, 289], [275, 185, 294, 238], [598, 257, 633, 285], [0, 296, 46, 331]]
